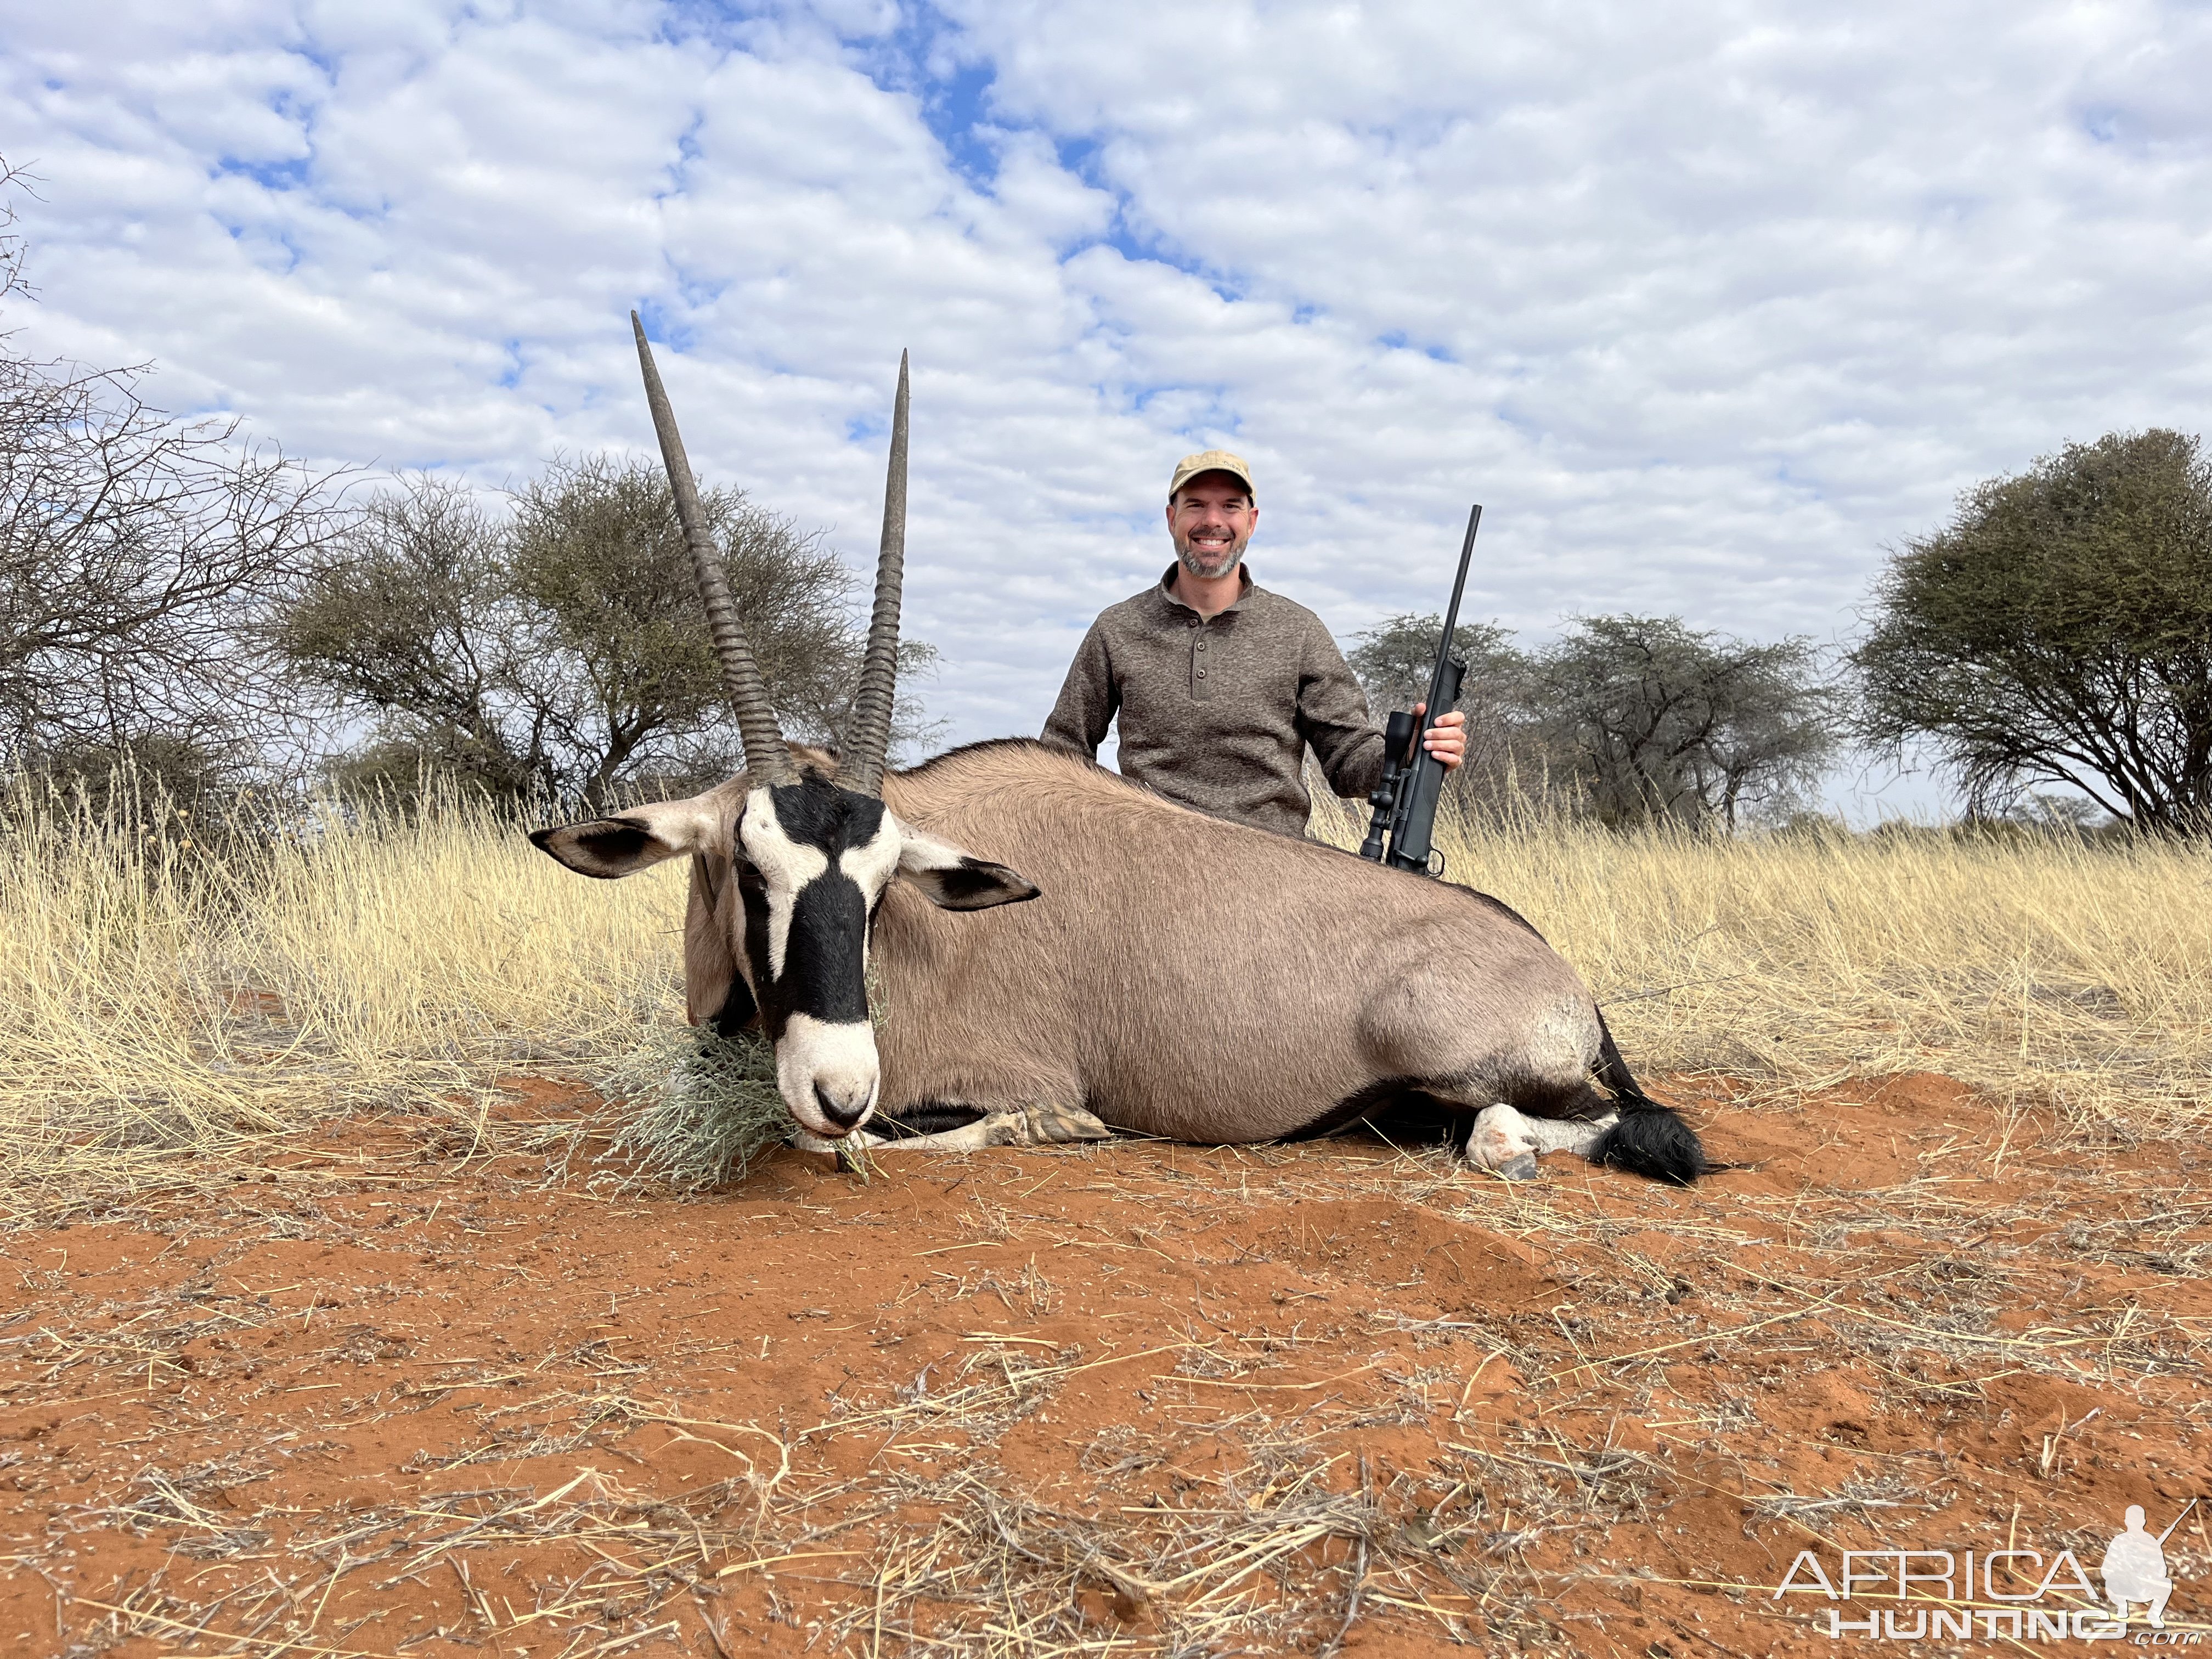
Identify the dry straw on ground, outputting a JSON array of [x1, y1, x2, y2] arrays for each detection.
[[11, 780, 2208, 1659], [2, 780, 2205, 1211]]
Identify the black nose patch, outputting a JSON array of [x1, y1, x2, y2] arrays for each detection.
[[813, 1081, 868, 1130], [781, 874, 870, 1020]]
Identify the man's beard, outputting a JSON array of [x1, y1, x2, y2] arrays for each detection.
[[1175, 529, 1247, 580]]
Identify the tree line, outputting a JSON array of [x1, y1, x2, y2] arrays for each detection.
[[280, 460, 936, 810], [1343, 425, 2212, 835], [3, 411, 929, 816], [1347, 613, 1841, 832], [0, 168, 931, 816], [5, 177, 2209, 833]]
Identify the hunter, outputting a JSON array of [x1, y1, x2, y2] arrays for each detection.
[[1042, 449, 1466, 838]]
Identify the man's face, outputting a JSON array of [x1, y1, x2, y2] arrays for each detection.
[[1166, 473, 1257, 580]]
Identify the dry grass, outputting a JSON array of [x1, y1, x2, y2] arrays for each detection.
[[3, 781, 2208, 1212], [585, 1023, 791, 1190], [13, 781, 2210, 1659], [1317, 794, 2212, 1136], [0, 786, 688, 1209]]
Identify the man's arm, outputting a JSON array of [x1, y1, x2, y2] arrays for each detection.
[[1041, 621, 1119, 759], [1298, 627, 1390, 797], [1299, 624, 1466, 797]]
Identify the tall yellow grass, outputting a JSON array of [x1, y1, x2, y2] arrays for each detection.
[[0, 791, 687, 1204], [3, 787, 2205, 1207], [1314, 794, 2211, 1131]]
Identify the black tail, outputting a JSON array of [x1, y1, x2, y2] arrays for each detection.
[[1587, 1012, 1709, 1185]]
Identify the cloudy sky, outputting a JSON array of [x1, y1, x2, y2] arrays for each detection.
[[5, 1, 2209, 814]]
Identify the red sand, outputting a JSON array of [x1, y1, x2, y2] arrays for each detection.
[[4, 1073, 2207, 1656]]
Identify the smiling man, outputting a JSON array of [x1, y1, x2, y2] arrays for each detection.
[[1043, 450, 1465, 839]]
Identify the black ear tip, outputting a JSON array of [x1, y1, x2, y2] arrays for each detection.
[[527, 826, 560, 850], [973, 859, 1041, 902]]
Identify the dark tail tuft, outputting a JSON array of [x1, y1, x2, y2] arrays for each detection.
[[1588, 1010, 1710, 1184], [1589, 1104, 1708, 1184]]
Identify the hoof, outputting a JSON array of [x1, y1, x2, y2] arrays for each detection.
[[1466, 1102, 1539, 1174]]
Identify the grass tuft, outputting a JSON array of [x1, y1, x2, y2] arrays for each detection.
[[592, 1023, 791, 1189]]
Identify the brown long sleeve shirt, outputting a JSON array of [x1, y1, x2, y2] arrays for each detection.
[[1041, 565, 1390, 838]]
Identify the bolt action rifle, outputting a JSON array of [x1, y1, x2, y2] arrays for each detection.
[[1357, 503, 1481, 877]]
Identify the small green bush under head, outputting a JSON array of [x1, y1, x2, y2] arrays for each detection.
[[596, 1024, 790, 1190]]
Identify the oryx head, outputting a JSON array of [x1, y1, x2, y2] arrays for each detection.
[[531, 319, 1037, 1139]]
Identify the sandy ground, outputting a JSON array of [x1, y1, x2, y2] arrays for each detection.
[[3, 1074, 2208, 1657]]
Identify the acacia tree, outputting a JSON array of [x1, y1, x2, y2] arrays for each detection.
[[1524, 616, 1839, 831], [0, 166, 340, 785], [1347, 612, 1538, 807], [1345, 612, 1525, 716], [275, 476, 537, 797], [507, 454, 883, 799], [1856, 429, 2212, 833], [1348, 611, 1838, 828], [279, 456, 932, 809]]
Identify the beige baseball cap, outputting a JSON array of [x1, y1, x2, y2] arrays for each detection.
[[1167, 449, 1256, 503]]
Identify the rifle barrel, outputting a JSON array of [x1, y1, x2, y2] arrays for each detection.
[[2155, 1497, 2198, 1544], [1420, 503, 1482, 736], [1380, 503, 1483, 873]]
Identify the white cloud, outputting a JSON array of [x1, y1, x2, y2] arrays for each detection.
[[2, 0, 2208, 819]]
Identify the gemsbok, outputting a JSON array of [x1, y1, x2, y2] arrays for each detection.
[[531, 318, 1709, 1184]]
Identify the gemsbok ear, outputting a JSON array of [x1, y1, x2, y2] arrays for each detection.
[[529, 798, 721, 881], [895, 825, 1041, 911]]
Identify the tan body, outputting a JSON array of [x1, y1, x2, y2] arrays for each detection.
[[684, 741, 1604, 1144]]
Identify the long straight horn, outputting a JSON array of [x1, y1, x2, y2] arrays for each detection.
[[630, 311, 793, 786], [840, 349, 908, 797]]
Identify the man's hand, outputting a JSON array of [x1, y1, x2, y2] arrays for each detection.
[[1412, 703, 1467, 771]]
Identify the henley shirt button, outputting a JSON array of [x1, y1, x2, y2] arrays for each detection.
[[1195, 668, 1206, 678], [1197, 642, 1206, 652]]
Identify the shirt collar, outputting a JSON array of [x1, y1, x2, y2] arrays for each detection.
[[1154, 562, 1255, 620]]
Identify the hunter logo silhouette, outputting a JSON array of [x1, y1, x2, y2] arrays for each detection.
[[2102, 1499, 2192, 1627]]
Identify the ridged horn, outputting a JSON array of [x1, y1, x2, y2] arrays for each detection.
[[630, 311, 794, 787], [839, 350, 909, 798]]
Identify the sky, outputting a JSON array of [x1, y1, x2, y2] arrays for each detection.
[[4, 1, 2209, 817]]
